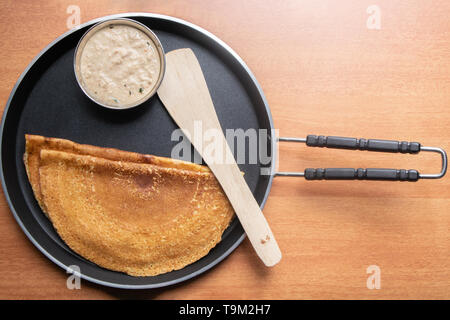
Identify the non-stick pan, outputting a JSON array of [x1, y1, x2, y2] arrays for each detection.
[[0, 13, 447, 289]]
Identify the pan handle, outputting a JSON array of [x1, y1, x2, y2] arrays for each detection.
[[304, 135, 421, 153], [276, 135, 447, 181]]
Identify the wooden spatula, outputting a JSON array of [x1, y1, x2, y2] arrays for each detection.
[[157, 48, 281, 266]]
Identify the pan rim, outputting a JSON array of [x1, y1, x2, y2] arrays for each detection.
[[0, 12, 277, 289]]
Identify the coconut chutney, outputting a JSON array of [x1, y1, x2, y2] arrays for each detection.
[[78, 24, 161, 108]]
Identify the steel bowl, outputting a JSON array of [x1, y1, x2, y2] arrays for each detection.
[[74, 18, 166, 110]]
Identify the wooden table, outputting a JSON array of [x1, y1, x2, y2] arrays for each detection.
[[0, 0, 449, 299]]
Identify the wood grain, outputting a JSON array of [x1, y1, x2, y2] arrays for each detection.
[[158, 48, 281, 266], [0, 0, 449, 299]]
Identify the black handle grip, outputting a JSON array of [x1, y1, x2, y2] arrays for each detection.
[[305, 168, 419, 181], [306, 135, 421, 153]]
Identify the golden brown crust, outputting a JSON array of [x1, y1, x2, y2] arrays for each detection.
[[24, 134, 211, 211], [24, 135, 234, 277]]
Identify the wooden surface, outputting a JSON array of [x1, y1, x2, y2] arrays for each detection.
[[0, 0, 449, 299], [158, 48, 281, 266]]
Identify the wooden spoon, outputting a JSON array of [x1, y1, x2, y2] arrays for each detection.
[[157, 48, 281, 266]]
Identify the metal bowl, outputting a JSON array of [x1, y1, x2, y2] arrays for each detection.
[[73, 18, 166, 110]]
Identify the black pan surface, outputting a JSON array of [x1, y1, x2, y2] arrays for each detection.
[[0, 13, 276, 288]]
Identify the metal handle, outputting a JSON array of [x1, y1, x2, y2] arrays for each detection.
[[305, 135, 420, 153], [276, 135, 447, 181], [304, 168, 419, 181]]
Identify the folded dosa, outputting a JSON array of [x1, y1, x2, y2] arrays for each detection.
[[24, 135, 234, 276], [24, 134, 211, 213]]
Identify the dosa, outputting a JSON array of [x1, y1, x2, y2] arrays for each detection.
[[24, 134, 234, 276]]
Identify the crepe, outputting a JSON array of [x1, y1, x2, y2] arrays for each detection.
[[24, 134, 211, 213], [24, 134, 234, 276]]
